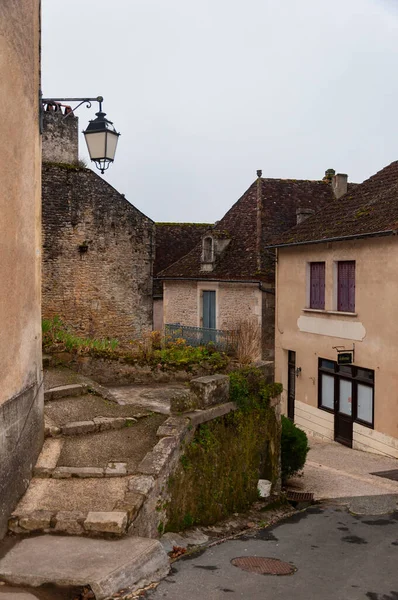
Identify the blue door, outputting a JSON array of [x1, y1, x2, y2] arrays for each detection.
[[203, 291, 216, 343]]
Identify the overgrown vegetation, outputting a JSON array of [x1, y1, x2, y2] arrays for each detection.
[[280, 415, 309, 483], [165, 367, 282, 531], [42, 316, 229, 371], [42, 316, 119, 352], [228, 318, 262, 365]]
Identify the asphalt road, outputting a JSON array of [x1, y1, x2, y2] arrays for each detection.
[[149, 500, 398, 600]]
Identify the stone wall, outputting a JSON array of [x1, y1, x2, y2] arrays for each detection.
[[42, 164, 155, 341], [42, 111, 78, 165], [0, 0, 43, 538]]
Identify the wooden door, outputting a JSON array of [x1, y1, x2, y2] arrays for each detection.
[[287, 351, 296, 421], [334, 377, 353, 447]]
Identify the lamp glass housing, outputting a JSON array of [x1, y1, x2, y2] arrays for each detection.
[[83, 111, 120, 173]]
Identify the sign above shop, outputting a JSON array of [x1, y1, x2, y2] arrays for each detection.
[[337, 352, 353, 365]]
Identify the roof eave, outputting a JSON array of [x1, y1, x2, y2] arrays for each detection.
[[266, 229, 396, 249]]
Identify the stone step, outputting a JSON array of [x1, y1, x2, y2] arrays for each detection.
[[0, 535, 169, 600], [9, 475, 152, 537], [44, 384, 86, 401]]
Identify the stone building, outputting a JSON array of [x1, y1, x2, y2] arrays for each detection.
[[0, 1, 43, 537], [153, 223, 212, 330], [158, 171, 347, 360], [42, 110, 155, 341]]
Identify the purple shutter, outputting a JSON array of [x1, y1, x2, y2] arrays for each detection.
[[338, 261, 355, 312], [310, 262, 325, 309]]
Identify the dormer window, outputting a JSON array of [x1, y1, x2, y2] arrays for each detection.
[[203, 236, 214, 263], [200, 231, 230, 272]]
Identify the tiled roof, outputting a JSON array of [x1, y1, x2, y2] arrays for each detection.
[[158, 177, 335, 283], [267, 161, 398, 247], [153, 222, 212, 295]]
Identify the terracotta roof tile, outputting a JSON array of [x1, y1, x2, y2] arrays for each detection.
[[158, 177, 335, 283], [268, 161, 398, 247]]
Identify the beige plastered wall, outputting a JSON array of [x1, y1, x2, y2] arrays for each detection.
[[163, 280, 263, 358], [0, 0, 43, 537], [275, 236, 398, 457]]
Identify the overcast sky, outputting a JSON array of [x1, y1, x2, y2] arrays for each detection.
[[42, 0, 398, 223]]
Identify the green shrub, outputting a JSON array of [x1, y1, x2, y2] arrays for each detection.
[[229, 367, 282, 412], [281, 415, 309, 483]]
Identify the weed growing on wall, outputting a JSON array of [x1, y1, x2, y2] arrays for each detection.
[[165, 368, 282, 531]]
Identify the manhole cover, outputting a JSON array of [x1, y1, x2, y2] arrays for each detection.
[[286, 491, 314, 502], [370, 469, 398, 481], [231, 556, 296, 575]]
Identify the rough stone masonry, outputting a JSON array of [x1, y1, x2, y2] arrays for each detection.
[[41, 111, 155, 341]]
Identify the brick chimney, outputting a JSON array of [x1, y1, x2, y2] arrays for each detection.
[[332, 173, 348, 199], [42, 105, 79, 164], [296, 207, 315, 225]]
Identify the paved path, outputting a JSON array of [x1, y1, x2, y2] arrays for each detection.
[[148, 502, 398, 600], [288, 436, 398, 499]]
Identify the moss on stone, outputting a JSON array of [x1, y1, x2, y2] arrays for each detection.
[[166, 372, 281, 531]]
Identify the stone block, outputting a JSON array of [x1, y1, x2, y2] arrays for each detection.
[[128, 475, 155, 496], [0, 534, 169, 599], [35, 438, 63, 471], [8, 515, 24, 534], [33, 467, 54, 478], [53, 467, 104, 479], [19, 511, 54, 532], [62, 421, 96, 435], [105, 462, 127, 477], [54, 511, 86, 535], [114, 492, 145, 521], [138, 437, 179, 476], [170, 390, 198, 414], [84, 511, 128, 535], [189, 374, 230, 409], [186, 401, 237, 426], [156, 416, 189, 439], [93, 416, 130, 431], [44, 384, 85, 402]]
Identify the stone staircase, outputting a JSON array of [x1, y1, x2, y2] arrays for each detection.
[[8, 382, 180, 538], [1, 371, 236, 598]]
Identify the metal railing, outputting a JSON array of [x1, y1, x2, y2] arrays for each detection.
[[165, 323, 231, 351]]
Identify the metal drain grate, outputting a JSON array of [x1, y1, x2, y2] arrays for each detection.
[[231, 556, 296, 576], [286, 490, 314, 502], [370, 469, 398, 481]]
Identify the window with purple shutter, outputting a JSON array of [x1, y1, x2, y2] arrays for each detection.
[[338, 261, 355, 312], [310, 262, 325, 309]]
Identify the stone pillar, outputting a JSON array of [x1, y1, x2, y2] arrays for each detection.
[[42, 109, 79, 164]]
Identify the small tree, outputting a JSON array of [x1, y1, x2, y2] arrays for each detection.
[[281, 416, 309, 483]]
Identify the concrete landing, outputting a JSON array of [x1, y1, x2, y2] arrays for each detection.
[[0, 535, 169, 600], [57, 414, 166, 471], [14, 477, 128, 513], [109, 384, 185, 414]]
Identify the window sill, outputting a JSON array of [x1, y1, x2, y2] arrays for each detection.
[[303, 308, 358, 317]]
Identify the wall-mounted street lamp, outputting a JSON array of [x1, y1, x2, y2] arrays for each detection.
[[41, 96, 120, 174]]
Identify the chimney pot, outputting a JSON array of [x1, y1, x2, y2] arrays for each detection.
[[296, 207, 315, 225], [257, 169, 262, 178], [332, 173, 348, 199]]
